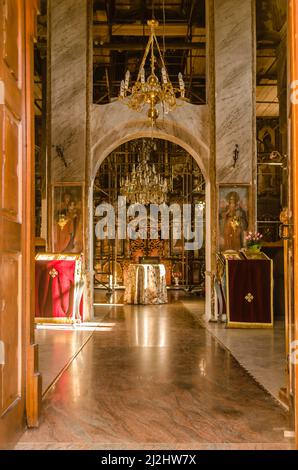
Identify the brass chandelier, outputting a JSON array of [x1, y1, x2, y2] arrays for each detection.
[[120, 139, 168, 205], [119, 19, 185, 126]]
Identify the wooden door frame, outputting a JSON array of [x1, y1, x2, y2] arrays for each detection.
[[0, 0, 41, 448], [289, 0, 298, 450], [23, 0, 42, 429]]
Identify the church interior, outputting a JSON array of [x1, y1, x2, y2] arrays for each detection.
[[1, 0, 298, 452]]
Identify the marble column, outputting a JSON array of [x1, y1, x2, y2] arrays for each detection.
[[211, 0, 256, 322], [48, 0, 91, 319], [49, 0, 88, 182], [214, 0, 256, 187], [206, 0, 217, 321]]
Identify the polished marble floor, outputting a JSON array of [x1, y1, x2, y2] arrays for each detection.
[[37, 328, 93, 395], [16, 299, 294, 449], [37, 304, 113, 395], [182, 299, 287, 404]]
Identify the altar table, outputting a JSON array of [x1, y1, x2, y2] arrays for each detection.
[[124, 264, 168, 305], [35, 253, 84, 321]]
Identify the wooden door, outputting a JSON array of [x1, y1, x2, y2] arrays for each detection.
[[0, 0, 40, 448]]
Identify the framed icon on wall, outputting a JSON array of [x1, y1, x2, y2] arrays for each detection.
[[218, 185, 250, 252], [52, 183, 84, 254]]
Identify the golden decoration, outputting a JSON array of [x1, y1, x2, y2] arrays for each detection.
[[120, 140, 168, 205], [57, 213, 69, 230], [245, 293, 254, 303], [49, 268, 58, 279], [119, 19, 185, 126], [230, 216, 240, 232]]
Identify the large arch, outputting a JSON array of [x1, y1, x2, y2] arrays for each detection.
[[91, 101, 210, 181], [85, 102, 212, 320]]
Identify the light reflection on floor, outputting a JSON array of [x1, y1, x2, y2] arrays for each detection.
[[16, 296, 294, 450]]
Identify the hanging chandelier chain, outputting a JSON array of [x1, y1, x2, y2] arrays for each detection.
[[151, 31, 155, 75], [162, 0, 166, 58], [137, 33, 153, 81], [153, 33, 167, 73]]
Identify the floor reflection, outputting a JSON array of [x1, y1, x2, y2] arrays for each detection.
[[124, 306, 169, 347], [17, 297, 294, 450]]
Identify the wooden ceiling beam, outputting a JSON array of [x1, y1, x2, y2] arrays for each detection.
[[94, 42, 205, 51], [93, 23, 206, 39]]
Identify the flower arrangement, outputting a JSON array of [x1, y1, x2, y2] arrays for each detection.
[[245, 231, 263, 251], [172, 271, 182, 286], [172, 271, 182, 278]]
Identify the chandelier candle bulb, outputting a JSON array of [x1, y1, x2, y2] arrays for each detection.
[[162, 67, 168, 84], [124, 70, 130, 90], [178, 72, 185, 97], [140, 68, 145, 84], [120, 80, 125, 98]]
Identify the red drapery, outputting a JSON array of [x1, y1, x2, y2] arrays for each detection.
[[35, 260, 76, 318]]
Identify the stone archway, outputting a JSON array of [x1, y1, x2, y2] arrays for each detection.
[[91, 100, 210, 180], [86, 101, 212, 320]]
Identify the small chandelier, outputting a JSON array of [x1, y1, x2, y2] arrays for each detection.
[[120, 140, 168, 205], [119, 19, 185, 126]]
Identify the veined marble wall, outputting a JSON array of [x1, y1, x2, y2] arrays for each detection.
[[48, 0, 90, 317], [49, 0, 88, 181], [214, 0, 255, 184]]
